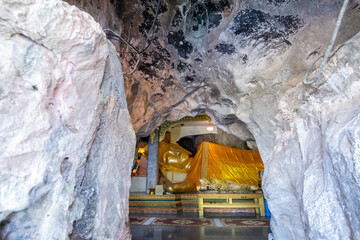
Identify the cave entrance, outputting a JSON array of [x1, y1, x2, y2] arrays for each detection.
[[129, 113, 269, 236]]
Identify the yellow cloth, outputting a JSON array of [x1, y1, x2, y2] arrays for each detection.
[[186, 142, 264, 188]]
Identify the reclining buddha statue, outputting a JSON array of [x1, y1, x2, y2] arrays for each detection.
[[158, 132, 196, 193]]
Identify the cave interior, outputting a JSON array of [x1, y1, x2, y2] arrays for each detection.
[[0, 0, 360, 239]]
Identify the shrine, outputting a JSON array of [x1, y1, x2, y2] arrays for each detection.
[[130, 114, 268, 218]]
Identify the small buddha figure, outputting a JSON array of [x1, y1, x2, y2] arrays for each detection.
[[158, 132, 196, 193]]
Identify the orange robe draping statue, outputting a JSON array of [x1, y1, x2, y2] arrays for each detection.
[[158, 132, 196, 193]]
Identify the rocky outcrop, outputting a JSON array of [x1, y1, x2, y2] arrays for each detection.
[[70, 43, 135, 239], [0, 0, 135, 239], [263, 32, 360, 240]]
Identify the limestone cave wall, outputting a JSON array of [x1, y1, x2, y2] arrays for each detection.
[[0, 1, 135, 239], [262, 32, 360, 239]]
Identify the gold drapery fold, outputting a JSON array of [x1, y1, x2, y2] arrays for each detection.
[[185, 142, 264, 188]]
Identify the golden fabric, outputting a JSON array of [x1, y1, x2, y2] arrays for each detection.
[[186, 142, 264, 188]]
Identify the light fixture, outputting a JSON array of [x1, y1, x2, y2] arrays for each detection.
[[207, 122, 214, 132]]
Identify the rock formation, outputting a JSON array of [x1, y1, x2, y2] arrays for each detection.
[[0, 0, 359, 239], [0, 0, 135, 239], [263, 32, 360, 239]]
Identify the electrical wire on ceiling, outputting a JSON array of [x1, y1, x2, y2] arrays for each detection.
[[104, 0, 162, 75], [303, 0, 349, 85]]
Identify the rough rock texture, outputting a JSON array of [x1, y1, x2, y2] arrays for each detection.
[[0, 0, 135, 239], [65, 0, 123, 33], [115, 0, 360, 239], [70, 43, 135, 239], [262, 32, 360, 240]]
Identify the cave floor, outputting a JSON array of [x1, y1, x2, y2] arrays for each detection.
[[130, 213, 270, 240]]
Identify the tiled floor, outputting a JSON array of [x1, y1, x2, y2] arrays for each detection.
[[130, 213, 270, 240], [131, 225, 269, 240]]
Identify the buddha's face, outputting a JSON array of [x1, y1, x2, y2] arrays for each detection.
[[173, 151, 188, 162], [163, 151, 189, 166]]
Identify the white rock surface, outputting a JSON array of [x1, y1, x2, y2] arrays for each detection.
[[71, 43, 135, 239], [0, 0, 135, 239], [261, 32, 360, 240]]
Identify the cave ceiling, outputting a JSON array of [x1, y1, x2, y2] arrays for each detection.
[[63, 0, 360, 143], [106, 0, 359, 141]]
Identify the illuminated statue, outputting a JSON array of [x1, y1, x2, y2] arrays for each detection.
[[158, 132, 196, 193]]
